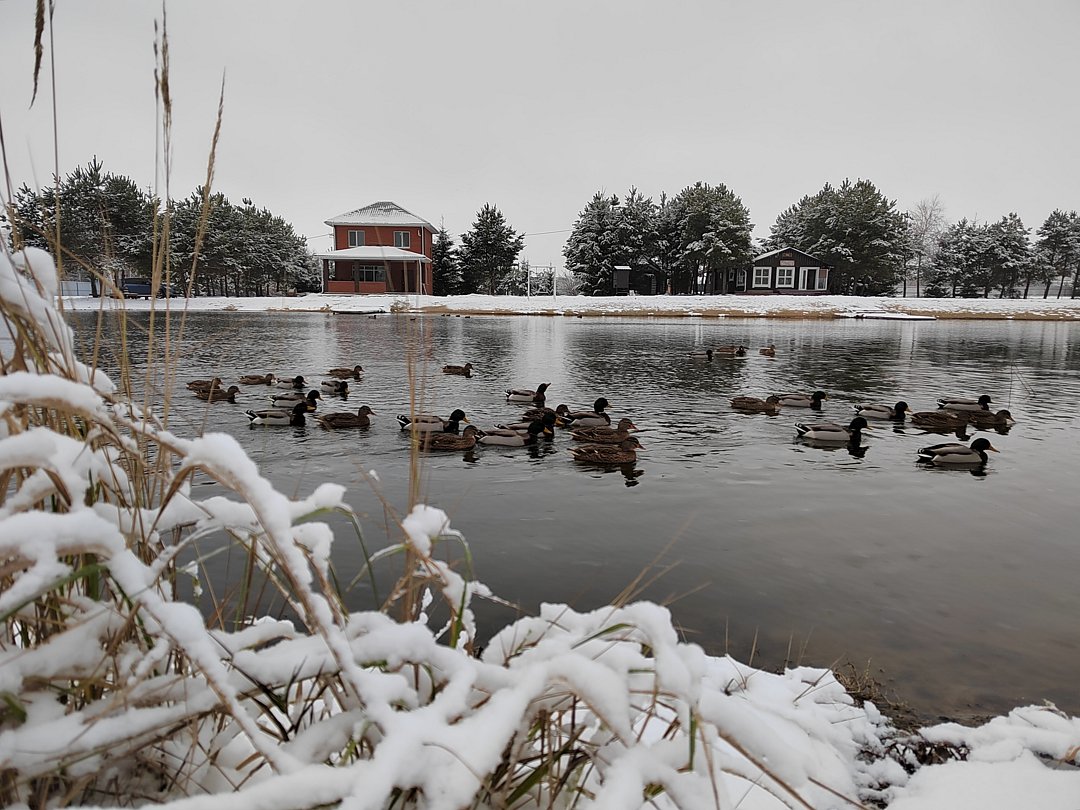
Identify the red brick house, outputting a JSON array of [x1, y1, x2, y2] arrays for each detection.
[[733, 247, 831, 295], [316, 201, 435, 294]]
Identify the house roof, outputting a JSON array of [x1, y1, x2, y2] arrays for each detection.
[[325, 201, 436, 231], [753, 246, 826, 263], [314, 246, 430, 263]]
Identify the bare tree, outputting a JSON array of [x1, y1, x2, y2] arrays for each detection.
[[906, 195, 947, 297]]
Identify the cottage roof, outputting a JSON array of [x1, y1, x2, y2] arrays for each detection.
[[325, 201, 436, 231], [314, 246, 431, 263], [753, 246, 825, 263]]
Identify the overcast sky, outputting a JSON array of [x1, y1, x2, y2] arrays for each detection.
[[2, 0, 1078, 270]]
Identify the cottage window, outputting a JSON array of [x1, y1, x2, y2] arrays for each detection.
[[353, 263, 384, 282], [330, 262, 354, 282], [776, 266, 795, 288], [393, 231, 411, 249], [737, 269, 746, 287], [348, 230, 365, 247], [816, 268, 829, 291], [752, 266, 771, 288]]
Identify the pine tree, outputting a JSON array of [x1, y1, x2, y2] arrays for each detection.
[[431, 226, 461, 296], [458, 204, 524, 295], [1035, 210, 1080, 298], [665, 182, 753, 294], [986, 213, 1031, 298], [563, 192, 622, 294]]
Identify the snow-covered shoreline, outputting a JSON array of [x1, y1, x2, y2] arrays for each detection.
[[60, 292, 1080, 320]]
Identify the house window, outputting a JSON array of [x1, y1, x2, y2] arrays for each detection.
[[330, 262, 353, 282], [776, 266, 795, 288], [348, 230, 365, 247], [353, 263, 384, 282], [752, 266, 771, 288], [394, 231, 411, 249], [737, 269, 746, 287], [816, 268, 829, 291]]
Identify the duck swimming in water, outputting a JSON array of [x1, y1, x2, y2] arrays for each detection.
[[917, 437, 998, 465], [245, 402, 310, 426], [777, 391, 828, 409], [477, 419, 551, 447], [421, 424, 480, 451], [555, 398, 611, 428], [571, 418, 638, 444], [730, 395, 782, 414], [964, 409, 1016, 428], [195, 385, 240, 403], [326, 365, 364, 380], [853, 401, 911, 420], [937, 394, 992, 412], [795, 417, 869, 443], [911, 410, 969, 430], [442, 363, 473, 377], [505, 382, 551, 403], [397, 408, 468, 434], [568, 436, 644, 465], [315, 405, 376, 429]]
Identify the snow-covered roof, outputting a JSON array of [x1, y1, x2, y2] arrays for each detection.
[[313, 246, 430, 263], [753, 246, 825, 263], [325, 201, 436, 231]]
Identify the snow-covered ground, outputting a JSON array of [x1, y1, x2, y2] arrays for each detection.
[[60, 292, 1080, 319], [0, 258, 1064, 807]]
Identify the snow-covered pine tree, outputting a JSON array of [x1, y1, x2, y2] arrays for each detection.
[[432, 225, 461, 296], [458, 204, 524, 295], [563, 192, 622, 294], [1035, 209, 1080, 298]]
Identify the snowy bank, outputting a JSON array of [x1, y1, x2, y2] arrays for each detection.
[[60, 292, 1080, 320]]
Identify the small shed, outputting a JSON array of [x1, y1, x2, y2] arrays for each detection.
[[613, 266, 632, 295], [736, 247, 831, 295]]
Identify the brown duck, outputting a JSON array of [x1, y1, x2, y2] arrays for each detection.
[[568, 436, 644, 464], [421, 424, 480, 451], [195, 385, 240, 403], [442, 363, 473, 377], [571, 418, 638, 444], [327, 365, 364, 380], [315, 405, 376, 429], [730, 395, 782, 413]]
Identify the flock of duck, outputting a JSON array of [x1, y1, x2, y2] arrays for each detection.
[[184, 347, 1015, 468], [184, 369, 645, 465]]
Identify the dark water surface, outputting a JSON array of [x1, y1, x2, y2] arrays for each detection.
[[75, 311, 1080, 722]]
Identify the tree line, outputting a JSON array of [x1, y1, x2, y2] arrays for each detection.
[[3, 159, 320, 296]]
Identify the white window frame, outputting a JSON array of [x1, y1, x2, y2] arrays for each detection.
[[348, 230, 365, 247], [775, 266, 795, 288], [737, 269, 746, 287], [752, 266, 771, 288], [393, 231, 411, 249], [354, 263, 384, 283], [816, 268, 829, 291]]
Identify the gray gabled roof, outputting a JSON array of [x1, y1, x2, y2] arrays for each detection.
[[753, 246, 826, 263], [325, 201, 436, 231]]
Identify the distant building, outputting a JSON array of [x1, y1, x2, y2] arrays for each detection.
[[736, 247, 831, 295], [315, 201, 435, 294]]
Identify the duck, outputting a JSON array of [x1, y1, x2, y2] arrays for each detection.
[[853, 401, 911, 420], [397, 408, 468, 434], [421, 424, 480, 451], [245, 401, 310, 426], [568, 436, 644, 465], [965, 409, 1016, 428], [937, 394, 992, 412], [275, 375, 306, 390], [269, 390, 321, 410], [315, 405, 376, 429], [320, 379, 349, 395], [911, 410, 969, 430], [759, 344, 776, 357], [689, 348, 714, 360], [555, 398, 611, 428], [795, 416, 869, 443], [238, 373, 276, 386], [477, 419, 551, 447], [571, 418, 638, 444], [494, 412, 559, 435], [194, 385, 240, 403], [327, 365, 364, 380], [713, 345, 748, 357], [186, 377, 222, 392], [521, 404, 570, 422], [505, 382, 551, 403], [442, 363, 473, 377], [917, 437, 998, 465], [730, 395, 782, 414], [776, 391, 828, 409]]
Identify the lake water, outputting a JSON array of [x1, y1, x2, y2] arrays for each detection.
[[75, 310, 1080, 723]]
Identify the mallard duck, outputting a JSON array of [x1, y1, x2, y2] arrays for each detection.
[[269, 390, 321, 409], [965, 409, 1016, 428], [689, 348, 714, 360], [911, 410, 969, 430], [195, 385, 240, 403], [522, 404, 569, 422], [421, 424, 480, 451], [853, 401, 911, 420], [506, 382, 551, 403], [275, 375, 306, 390], [795, 417, 869, 443], [777, 391, 828, 409], [238, 373, 276, 385], [495, 412, 559, 434], [320, 379, 349, 395], [555, 398, 611, 428], [478, 419, 551, 447], [397, 408, 468, 434], [571, 418, 638, 444], [315, 405, 376, 429], [713, 345, 748, 357], [245, 402, 309, 426], [937, 395, 992, 412], [186, 377, 222, 392], [442, 363, 473, 377], [759, 344, 776, 357], [568, 436, 644, 465], [730, 395, 782, 413], [327, 365, 364, 380], [917, 437, 998, 465]]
